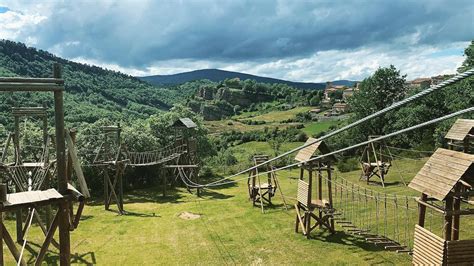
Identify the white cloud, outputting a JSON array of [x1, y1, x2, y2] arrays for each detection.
[[98, 42, 465, 82], [0, 8, 46, 41]]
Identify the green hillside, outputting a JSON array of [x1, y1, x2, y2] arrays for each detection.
[[0, 40, 186, 126]]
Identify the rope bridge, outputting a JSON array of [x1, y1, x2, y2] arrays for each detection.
[[127, 143, 187, 166]]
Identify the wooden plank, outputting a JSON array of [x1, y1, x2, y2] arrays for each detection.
[[65, 130, 90, 198]]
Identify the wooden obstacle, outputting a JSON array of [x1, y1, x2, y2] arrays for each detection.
[[359, 136, 392, 187], [294, 138, 336, 238], [247, 155, 287, 213], [165, 118, 200, 196], [93, 124, 127, 214], [445, 118, 473, 153], [409, 145, 474, 264], [0, 63, 84, 265]]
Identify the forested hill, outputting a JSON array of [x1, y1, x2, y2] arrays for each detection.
[[0, 40, 182, 126], [139, 69, 356, 89]]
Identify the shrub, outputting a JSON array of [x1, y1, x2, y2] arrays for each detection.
[[337, 158, 360, 173]]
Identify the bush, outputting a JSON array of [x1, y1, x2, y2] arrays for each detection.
[[337, 158, 360, 173]]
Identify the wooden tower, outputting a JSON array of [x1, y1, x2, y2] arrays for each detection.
[[247, 154, 283, 212], [294, 138, 336, 238], [0, 63, 86, 265], [95, 124, 127, 214], [409, 148, 474, 264], [166, 118, 200, 196], [359, 136, 392, 187], [445, 118, 473, 154]]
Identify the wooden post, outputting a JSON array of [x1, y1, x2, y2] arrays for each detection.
[[13, 117, 20, 164], [418, 193, 427, 227], [118, 163, 124, 212], [104, 167, 109, 210], [306, 166, 313, 238], [452, 184, 461, 240], [162, 167, 167, 197], [53, 63, 71, 265], [327, 162, 334, 231], [444, 195, 454, 241], [0, 209, 3, 265], [317, 162, 322, 229]]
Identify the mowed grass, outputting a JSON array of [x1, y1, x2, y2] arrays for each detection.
[[1, 159, 442, 264], [302, 120, 340, 136], [248, 106, 312, 122], [204, 119, 299, 134]]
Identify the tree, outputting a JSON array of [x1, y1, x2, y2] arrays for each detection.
[[458, 40, 474, 73], [348, 65, 407, 136], [309, 95, 321, 106]]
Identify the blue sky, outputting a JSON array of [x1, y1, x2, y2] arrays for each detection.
[[0, 0, 472, 81]]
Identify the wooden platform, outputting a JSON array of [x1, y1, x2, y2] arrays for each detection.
[[445, 119, 474, 141], [1, 189, 64, 211]]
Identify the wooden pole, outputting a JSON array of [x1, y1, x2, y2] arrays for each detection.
[[452, 185, 461, 240], [306, 166, 313, 238], [327, 161, 334, 231], [444, 195, 454, 241], [0, 210, 3, 265], [118, 163, 124, 212], [418, 193, 427, 227], [53, 63, 71, 265], [317, 162, 322, 229], [104, 167, 109, 210]]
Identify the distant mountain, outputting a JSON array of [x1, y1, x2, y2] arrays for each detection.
[[139, 69, 356, 90]]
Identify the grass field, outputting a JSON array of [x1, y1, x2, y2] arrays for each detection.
[[248, 106, 312, 122], [302, 120, 340, 136], [3, 156, 448, 265]]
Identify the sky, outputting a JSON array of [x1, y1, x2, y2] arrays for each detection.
[[0, 0, 473, 82]]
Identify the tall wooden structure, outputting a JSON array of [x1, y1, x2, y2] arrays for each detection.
[[247, 154, 285, 213], [294, 138, 336, 238], [359, 136, 392, 187], [94, 124, 127, 214], [409, 148, 474, 264], [445, 118, 473, 154], [166, 118, 200, 196], [0, 63, 84, 265]]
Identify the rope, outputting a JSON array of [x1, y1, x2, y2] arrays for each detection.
[[18, 208, 35, 266]]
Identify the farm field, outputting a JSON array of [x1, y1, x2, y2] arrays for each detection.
[[248, 106, 313, 122], [3, 157, 449, 265], [302, 120, 340, 136]]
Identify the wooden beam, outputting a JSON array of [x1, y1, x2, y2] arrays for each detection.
[[0, 77, 64, 84], [164, 165, 199, 168], [0, 83, 64, 91], [65, 130, 90, 198], [53, 63, 71, 265], [416, 197, 445, 214]]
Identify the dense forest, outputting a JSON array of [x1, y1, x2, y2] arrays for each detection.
[[0, 40, 184, 126]]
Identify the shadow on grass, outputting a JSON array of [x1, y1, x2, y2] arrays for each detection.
[[307, 230, 398, 263], [24, 242, 96, 265], [367, 180, 404, 187]]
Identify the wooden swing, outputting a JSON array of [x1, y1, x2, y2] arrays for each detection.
[[359, 136, 392, 187], [248, 155, 277, 211], [294, 138, 336, 238]]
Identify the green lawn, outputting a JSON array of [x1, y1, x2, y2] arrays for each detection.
[[302, 120, 340, 136], [248, 106, 312, 122], [3, 156, 448, 265]]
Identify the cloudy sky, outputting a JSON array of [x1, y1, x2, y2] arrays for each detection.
[[0, 1, 473, 82]]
